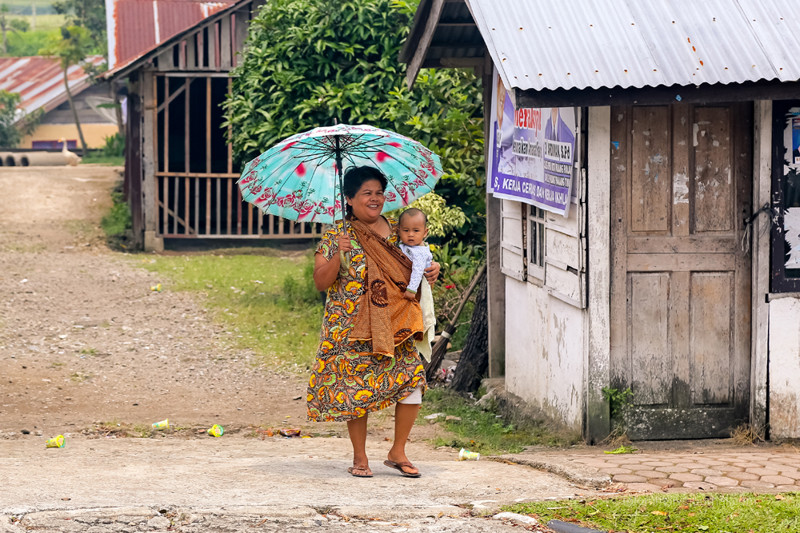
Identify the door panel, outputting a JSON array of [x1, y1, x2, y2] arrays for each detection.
[[629, 272, 671, 405], [610, 103, 752, 440], [689, 271, 733, 405]]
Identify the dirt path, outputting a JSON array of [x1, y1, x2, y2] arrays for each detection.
[[0, 166, 308, 437], [0, 166, 603, 532]]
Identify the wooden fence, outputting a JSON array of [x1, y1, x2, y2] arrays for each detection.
[[155, 174, 324, 238], [153, 73, 323, 239]]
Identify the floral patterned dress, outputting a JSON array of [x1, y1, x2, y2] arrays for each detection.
[[306, 219, 427, 422]]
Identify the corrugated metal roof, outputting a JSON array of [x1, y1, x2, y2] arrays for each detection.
[[105, 0, 236, 71], [0, 56, 107, 122], [467, 0, 800, 92]]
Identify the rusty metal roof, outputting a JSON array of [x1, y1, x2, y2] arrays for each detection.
[[0, 56, 107, 122], [105, 0, 236, 71], [466, 0, 800, 92]]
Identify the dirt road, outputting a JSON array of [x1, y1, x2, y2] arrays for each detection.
[[0, 166, 307, 436], [0, 166, 597, 532]]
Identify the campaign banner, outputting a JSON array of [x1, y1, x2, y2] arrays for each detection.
[[487, 70, 576, 216]]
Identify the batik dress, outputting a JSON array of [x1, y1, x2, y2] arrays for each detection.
[[307, 219, 427, 422]]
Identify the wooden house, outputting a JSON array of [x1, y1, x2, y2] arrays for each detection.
[[403, 0, 800, 442], [104, 0, 323, 250], [0, 56, 117, 150]]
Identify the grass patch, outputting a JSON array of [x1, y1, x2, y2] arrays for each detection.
[[505, 492, 800, 533], [137, 251, 322, 368], [100, 183, 132, 249], [419, 387, 580, 455], [82, 153, 125, 166]]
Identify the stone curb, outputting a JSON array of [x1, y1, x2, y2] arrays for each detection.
[[3, 504, 471, 527], [491, 455, 612, 489]]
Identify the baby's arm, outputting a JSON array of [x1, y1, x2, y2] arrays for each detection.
[[406, 246, 430, 295]]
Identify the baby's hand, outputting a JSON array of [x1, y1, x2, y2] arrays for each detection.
[[404, 290, 417, 300]]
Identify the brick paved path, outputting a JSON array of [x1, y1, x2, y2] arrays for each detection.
[[574, 450, 800, 492], [504, 443, 800, 493]]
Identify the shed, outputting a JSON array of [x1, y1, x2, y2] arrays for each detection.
[[404, 0, 800, 442], [105, 0, 323, 250]]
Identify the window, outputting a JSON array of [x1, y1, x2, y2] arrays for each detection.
[[527, 205, 546, 283], [772, 101, 800, 293]]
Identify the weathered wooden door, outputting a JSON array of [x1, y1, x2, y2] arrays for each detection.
[[610, 103, 752, 440]]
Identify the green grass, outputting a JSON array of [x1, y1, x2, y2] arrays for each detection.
[[504, 492, 800, 533], [83, 153, 124, 166], [419, 387, 580, 455], [137, 251, 322, 368]]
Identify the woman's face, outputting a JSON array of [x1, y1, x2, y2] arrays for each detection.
[[347, 178, 385, 223]]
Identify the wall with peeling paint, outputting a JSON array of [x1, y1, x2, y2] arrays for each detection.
[[505, 278, 585, 431], [768, 297, 800, 439]]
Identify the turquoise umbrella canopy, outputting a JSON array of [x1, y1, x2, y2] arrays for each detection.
[[238, 124, 443, 224]]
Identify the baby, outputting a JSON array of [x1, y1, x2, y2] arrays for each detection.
[[397, 207, 433, 300]]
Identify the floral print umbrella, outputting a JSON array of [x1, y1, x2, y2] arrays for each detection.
[[237, 124, 443, 224]]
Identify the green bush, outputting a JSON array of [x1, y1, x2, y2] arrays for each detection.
[[102, 132, 124, 157]]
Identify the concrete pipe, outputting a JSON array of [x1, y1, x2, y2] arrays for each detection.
[[19, 152, 68, 166], [3, 153, 16, 166], [0, 152, 9, 166]]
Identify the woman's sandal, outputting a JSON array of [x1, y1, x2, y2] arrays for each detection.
[[383, 459, 421, 478], [347, 465, 373, 478]]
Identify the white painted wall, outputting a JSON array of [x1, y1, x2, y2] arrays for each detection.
[[505, 278, 585, 431], [769, 297, 800, 439]]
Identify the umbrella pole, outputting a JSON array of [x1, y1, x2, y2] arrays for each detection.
[[335, 135, 350, 269]]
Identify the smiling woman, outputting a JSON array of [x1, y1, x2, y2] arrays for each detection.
[[308, 165, 441, 479]]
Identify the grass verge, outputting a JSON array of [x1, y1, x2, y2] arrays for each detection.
[[504, 492, 800, 533], [419, 387, 580, 455], [137, 250, 322, 369], [82, 154, 125, 166]]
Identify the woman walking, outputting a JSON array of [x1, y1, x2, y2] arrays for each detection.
[[307, 166, 439, 478]]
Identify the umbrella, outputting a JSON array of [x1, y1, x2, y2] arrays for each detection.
[[237, 124, 443, 225]]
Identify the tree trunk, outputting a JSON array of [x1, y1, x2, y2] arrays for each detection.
[[450, 275, 488, 394], [64, 68, 88, 155]]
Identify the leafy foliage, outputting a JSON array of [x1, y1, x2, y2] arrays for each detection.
[[225, 0, 486, 244], [52, 0, 105, 54], [0, 89, 40, 147], [5, 27, 59, 56], [102, 132, 125, 157]]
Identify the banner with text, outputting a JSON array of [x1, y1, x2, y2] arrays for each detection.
[[487, 70, 576, 216]]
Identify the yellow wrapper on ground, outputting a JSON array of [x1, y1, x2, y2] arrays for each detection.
[[207, 424, 224, 437], [46, 435, 65, 448], [152, 419, 169, 430]]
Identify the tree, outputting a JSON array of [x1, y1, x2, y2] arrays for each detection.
[[224, 0, 486, 244], [40, 26, 93, 154], [52, 0, 106, 54], [0, 90, 41, 148]]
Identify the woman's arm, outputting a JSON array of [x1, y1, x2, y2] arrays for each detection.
[[423, 260, 440, 285], [313, 232, 353, 291]]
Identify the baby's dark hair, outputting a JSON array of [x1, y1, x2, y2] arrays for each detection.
[[399, 207, 427, 226], [342, 166, 387, 219]]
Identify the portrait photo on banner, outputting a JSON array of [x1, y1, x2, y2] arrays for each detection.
[[487, 70, 577, 217]]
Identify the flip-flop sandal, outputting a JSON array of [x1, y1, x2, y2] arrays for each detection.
[[383, 459, 421, 478], [347, 466, 373, 478]]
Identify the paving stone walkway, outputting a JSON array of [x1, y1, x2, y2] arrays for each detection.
[[504, 442, 800, 493]]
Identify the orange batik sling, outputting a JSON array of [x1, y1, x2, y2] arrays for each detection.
[[348, 219, 424, 357]]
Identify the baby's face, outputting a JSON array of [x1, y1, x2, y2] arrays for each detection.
[[398, 214, 428, 247]]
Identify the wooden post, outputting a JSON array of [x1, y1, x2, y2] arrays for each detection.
[[586, 105, 612, 443], [483, 54, 506, 379], [184, 78, 190, 234], [750, 100, 771, 437]]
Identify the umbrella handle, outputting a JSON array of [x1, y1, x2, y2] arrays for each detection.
[[339, 249, 351, 272]]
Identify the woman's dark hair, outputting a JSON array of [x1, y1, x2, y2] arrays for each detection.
[[342, 166, 387, 219]]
